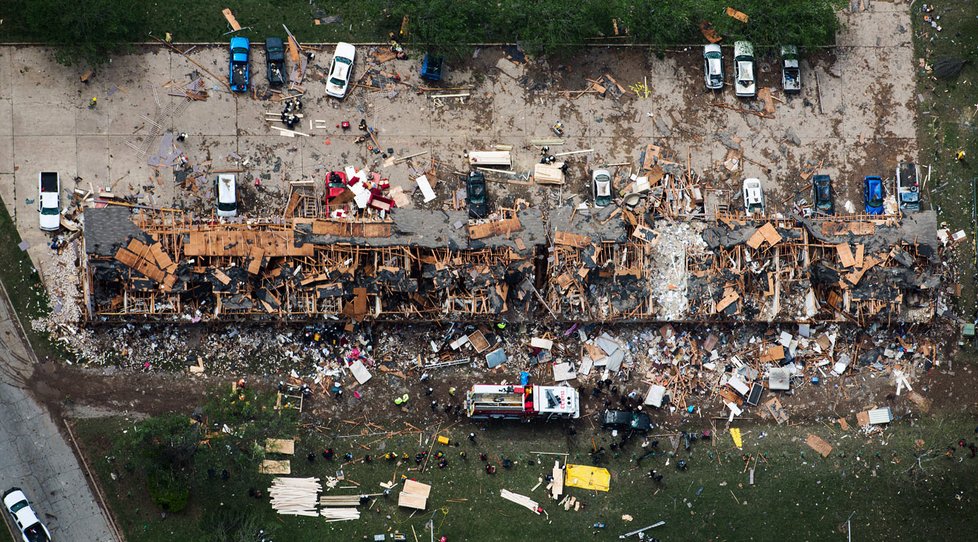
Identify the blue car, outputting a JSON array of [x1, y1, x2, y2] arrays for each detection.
[[864, 175, 884, 214], [229, 37, 250, 93]]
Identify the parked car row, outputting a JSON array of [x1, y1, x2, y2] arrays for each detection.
[[228, 39, 356, 99], [704, 42, 801, 96], [30, 164, 921, 230], [739, 171, 913, 217]]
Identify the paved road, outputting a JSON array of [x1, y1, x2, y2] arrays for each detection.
[[0, 286, 116, 541]]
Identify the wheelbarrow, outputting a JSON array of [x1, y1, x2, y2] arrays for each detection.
[[420, 54, 444, 82]]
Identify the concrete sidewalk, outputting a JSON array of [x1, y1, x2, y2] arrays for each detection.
[[0, 282, 117, 541]]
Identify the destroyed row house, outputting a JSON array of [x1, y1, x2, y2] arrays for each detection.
[[81, 205, 940, 325]]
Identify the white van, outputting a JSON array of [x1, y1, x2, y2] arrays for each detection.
[[216, 174, 237, 217]]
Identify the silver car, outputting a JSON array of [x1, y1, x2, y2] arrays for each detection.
[[734, 41, 756, 98], [703, 44, 723, 90]]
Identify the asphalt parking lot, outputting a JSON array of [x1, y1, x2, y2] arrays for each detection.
[[0, 3, 916, 279]]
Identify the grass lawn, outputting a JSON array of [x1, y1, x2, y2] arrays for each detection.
[[73, 385, 978, 542], [912, 0, 978, 316], [0, 1, 394, 44], [0, 199, 67, 362]]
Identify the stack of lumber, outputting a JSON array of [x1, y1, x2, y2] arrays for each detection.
[[319, 495, 364, 507], [320, 508, 360, 522], [319, 493, 369, 522], [500, 489, 541, 514], [269, 477, 321, 516]]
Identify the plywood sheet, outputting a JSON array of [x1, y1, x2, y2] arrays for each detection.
[[398, 492, 427, 510], [759, 345, 785, 363], [757, 222, 782, 246], [264, 438, 295, 455], [402, 479, 431, 498], [259, 459, 291, 474], [805, 434, 833, 458], [184, 229, 314, 257]]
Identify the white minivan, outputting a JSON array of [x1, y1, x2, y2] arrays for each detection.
[[216, 174, 238, 217]]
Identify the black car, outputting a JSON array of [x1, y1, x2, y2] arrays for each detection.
[[265, 37, 286, 86], [813, 174, 834, 215], [601, 409, 653, 433], [465, 171, 489, 219]]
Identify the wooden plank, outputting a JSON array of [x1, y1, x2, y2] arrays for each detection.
[[213, 268, 232, 285], [836, 243, 856, 268], [844, 255, 880, 286], [759, 345, 785, 363], [287, 35, 301, 64], [746, 229, 766, 250], [725, 6, 750, 23], [854, 244, 865, 268], [222, 8, 242, 31], [700, 21, 722, 43], [312, 219, 392, 238], [551, 461, 564, 499], [468, 216, 521, 240], [757, 223, 782, 246], [716, 289, 740, 312], [247, 246, 265, 274]]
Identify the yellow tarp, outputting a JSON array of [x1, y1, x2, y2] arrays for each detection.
[[730, 428, 743, 449], [565, 464, 611, 492]]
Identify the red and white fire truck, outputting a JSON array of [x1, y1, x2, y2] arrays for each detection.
[[463, 384, 580, 420]]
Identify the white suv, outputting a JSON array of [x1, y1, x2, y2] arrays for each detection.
[[3, 488, 51, 542], [38, 172, 60, 231], [742, 178, 765, 215], [216, 174, 238, 217]]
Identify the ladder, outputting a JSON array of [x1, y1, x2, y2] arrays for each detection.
[[424, 358, 472, 370]]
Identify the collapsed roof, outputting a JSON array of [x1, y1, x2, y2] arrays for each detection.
[[81, 205, 941, 325]]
